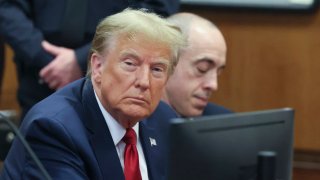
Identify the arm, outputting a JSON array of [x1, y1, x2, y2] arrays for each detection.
[[0, 0, 52, 68], [21, 117, 89, 179], [75, 43, 91, 73], [39, 41, 83, 90]]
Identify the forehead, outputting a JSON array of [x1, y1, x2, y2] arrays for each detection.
[[181, 26, 227, 65], [106, 33, 172, 66], [190, 26, 226, 52], [109, 33, 171, 54]]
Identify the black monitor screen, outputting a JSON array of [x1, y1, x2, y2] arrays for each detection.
[[167, 108, 294, 180]]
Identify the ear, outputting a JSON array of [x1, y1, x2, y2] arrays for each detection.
[[91, 53, 103, 84]]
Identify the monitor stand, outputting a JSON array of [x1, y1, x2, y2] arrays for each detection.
[[257, 151, 277, 180]]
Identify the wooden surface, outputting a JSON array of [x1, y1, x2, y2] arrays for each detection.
[[181, 6, 320, 151], [293, 168, 320, 180], [0, 46, 19, 113]]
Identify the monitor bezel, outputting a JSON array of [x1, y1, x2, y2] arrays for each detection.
[[167, 108, 294, 180]]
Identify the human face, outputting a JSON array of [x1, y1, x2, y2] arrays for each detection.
[[164, 26, 227, 117], [91, 34, 172, 128]]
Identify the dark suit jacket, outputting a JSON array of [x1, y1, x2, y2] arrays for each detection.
[[148, 102, 233, 127], [0, 78, 171, 180], [146, 101, 233, 136], [203, 102, 233, 115], [0, 0, 180, 117]]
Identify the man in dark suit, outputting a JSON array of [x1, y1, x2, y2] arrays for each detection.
[[162, 13, 233, 117], [0, 0, 180, 119], [0, 9, 185, 179]]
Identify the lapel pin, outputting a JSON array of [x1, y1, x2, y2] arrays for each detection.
[[149, 137, 157, 147]]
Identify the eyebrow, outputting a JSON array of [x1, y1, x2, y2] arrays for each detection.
[[120, 49, 140, 60], [195, 58, 215, 66], [120, 49, 171, 67], [155, 58, 171, 67]]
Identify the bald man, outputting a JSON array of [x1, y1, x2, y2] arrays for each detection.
[[142, 14, 233, 178], [162, 12, 232, 117]]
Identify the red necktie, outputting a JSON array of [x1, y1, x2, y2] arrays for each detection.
[[123, 128, 142, 180]]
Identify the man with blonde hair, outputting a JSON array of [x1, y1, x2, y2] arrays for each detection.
[[0, 0, 181, 120], [1, 9, 185, 180]]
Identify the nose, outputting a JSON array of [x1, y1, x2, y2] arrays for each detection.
[[135, 66, 150, 90], [203, 72, 218, 92]]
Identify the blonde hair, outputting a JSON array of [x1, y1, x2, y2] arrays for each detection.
[[87, 8, 186, 76]]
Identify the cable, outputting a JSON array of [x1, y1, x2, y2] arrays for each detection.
[[0, 112, 52, 180]]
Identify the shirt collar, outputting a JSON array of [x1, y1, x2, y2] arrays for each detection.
[[94, 91, 139, 146]]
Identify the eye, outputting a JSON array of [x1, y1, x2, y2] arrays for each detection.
[[197, 67, 207, 74], [121, 58, 138, 71], [152, 67, 164, 72], [124, 61, 134, 66], [195, 61, 211, 75], [151, 64, 167, 78]]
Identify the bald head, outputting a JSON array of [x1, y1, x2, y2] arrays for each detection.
[[167, 12, 225, 51], [163, 13, 227, 117], [167, 13, 217, 34]]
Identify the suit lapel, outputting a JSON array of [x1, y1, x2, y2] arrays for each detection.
[[82, 79, 124, 180], [140, 122, 166, 180]]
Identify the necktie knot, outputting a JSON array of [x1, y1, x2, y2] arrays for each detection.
[[123, 128, 137, 145]]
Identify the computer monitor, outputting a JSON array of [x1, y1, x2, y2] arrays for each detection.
[[167, 108, 294, 180]]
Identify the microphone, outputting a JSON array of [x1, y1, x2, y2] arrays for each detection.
[[0, 112, 15, 161], [0, 111, 52, 180]]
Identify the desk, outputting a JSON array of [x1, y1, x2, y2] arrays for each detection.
[[293, 167, 320, 180]]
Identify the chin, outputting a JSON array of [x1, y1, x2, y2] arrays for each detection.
[[124, 109, 150, 120], [189, 108, 204, 117]]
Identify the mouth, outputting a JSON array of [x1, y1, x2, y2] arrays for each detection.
[[127, 96, 150, 105], [193, 95, 209, 106]]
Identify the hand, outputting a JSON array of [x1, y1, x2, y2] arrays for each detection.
[[40, 41, 83, 90]]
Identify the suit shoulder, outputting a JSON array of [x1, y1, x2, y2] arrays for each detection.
[[144, 101, 177, 127], [22, 79, 87, 128], [152, 101, 177, 118], [203, 102, 233, 115]]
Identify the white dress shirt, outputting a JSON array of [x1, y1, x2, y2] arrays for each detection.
[[94, 91, 149, 180]]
